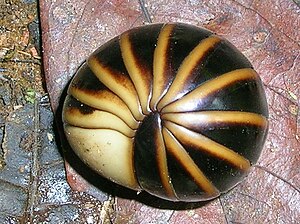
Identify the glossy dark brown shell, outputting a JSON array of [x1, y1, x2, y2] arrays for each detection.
[[62, 23, 269, 202]]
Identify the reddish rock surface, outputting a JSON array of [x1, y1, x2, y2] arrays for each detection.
[[40, 0, 299, 223]]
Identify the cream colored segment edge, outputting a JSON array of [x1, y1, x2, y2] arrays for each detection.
[[63, 106, 136, 138], [64, 125, 140, 190], [162, 68, 258, 113], [120, 32, 151, 115], [165, 121, 251, 171], [155, 120, 177, 199], [150, 23, 175, 111], [163, 127, 218, 196], [157, 35, 221, 111], [69, 85, 139, 130], [162, 111, 268, 128], [88, 56, 144, 121]]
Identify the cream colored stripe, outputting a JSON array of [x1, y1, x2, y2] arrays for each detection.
[[163, 127, 218, 196], [150, 23, 175, 111], [63, 107, 136, 138], [88, 56, 144, 121], [154, 123, 176, 199], [157, 35, 221, 111], [162, 111, 268, 128], [120, 32, 151, 115], [164, 121, 251, 171], [162, 68, 258, 113], [68, 87, 139, 130]]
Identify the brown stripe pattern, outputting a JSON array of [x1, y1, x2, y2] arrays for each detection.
[[62, 23, 269, 202]]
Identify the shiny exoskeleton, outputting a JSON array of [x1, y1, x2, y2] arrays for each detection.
[[62, 23, 269, 202]]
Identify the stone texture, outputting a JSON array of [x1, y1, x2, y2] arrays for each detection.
[[39, 0, 300, 222]]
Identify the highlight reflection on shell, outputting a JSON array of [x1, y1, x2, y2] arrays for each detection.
[[62, 23, 269, 202]]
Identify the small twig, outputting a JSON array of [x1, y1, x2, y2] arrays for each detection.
[[25, 96, 40, 223], [17, 50, 41, 60], [17, 50, 32, 57], [138, 0, 152, 23], [219, 196, 230, 224], [0, 68, 9, 81], [100, 195, 115, 223], [0, 74, 9, 82], [254, 165, 300, 193], [237, 192, 271, 208], [2, 58, 41, 65]]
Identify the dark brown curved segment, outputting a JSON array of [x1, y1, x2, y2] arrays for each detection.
[[88, 37, 144, 121], [120, 24, 163, 115], [157, 35, 222, 111], [134, 113, 176, 200], [154, 115, 177, 200], [63, 95, 95, 115], [150, 23, 214, 111], [69, 63, 110, 94], [156, 35, 255, 112], [68, 63, 139, 130], [162, 111, 269, 164], [162, 127, 219, 200], [161, 68, 264, 114], [164, 121, 251, 171]]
